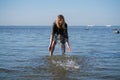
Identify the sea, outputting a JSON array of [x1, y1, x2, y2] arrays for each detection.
[[0, 26, 120, 80]]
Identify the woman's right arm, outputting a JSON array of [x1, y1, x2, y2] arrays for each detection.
[[48, 34, 54, 51], [49, 34, 54, 47], [48, 23, 55, 51]]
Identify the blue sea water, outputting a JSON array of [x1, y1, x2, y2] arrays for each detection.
[[0, 26, 120, 80]]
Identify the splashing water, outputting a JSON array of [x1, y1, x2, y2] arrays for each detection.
[[51, 56, 80, 71]]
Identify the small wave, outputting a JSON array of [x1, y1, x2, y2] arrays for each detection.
[[0, 68, 17, 73]]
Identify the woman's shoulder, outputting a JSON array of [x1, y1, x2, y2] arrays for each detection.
[[52, 22, 57, 29], [65, 23, 67, 28], [65, 23, 67, 26], [53, 22, 57, 27]]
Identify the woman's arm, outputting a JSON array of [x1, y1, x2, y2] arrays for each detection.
[[65, 23, 71, 52], [66, 40, 70, 52], [48, 35, 53, 51], [49, 34, 54, 47], [48, 23, 55, 51]]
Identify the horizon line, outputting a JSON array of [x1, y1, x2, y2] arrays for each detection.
[[0, 24, 120, 27]]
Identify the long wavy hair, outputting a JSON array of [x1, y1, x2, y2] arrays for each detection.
[[55, 14, 66, 29]]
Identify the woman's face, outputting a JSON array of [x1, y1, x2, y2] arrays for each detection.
[[57, 17, 63, 25]]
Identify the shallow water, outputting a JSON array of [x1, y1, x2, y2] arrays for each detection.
[[0, 26, 120, 80]]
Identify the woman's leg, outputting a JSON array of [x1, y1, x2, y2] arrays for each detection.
[[61, 43, 65, 55], [50, 41, 56, 56]]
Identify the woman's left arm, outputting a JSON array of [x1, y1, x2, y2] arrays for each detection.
[[65, 24, 71, 52]]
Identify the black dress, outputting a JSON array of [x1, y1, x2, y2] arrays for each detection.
[[51, 23, 68, 44]]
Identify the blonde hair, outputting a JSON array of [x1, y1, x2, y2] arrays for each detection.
[[55, 14, 65, 29]]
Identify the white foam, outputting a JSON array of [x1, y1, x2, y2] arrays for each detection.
[[52, 59, 80, 70]]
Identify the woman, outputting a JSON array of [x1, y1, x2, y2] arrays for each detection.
[[48, 14, 70, 56]]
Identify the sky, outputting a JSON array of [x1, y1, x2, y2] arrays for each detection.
[[0, 0, 120, 26]]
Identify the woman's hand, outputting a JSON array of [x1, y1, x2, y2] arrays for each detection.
[[66, 42, 70, 52], [48, 46, 51, 51], [68, 47, 71, 52]]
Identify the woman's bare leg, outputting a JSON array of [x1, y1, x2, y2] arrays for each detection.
[[61, 43, 65, 55]]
